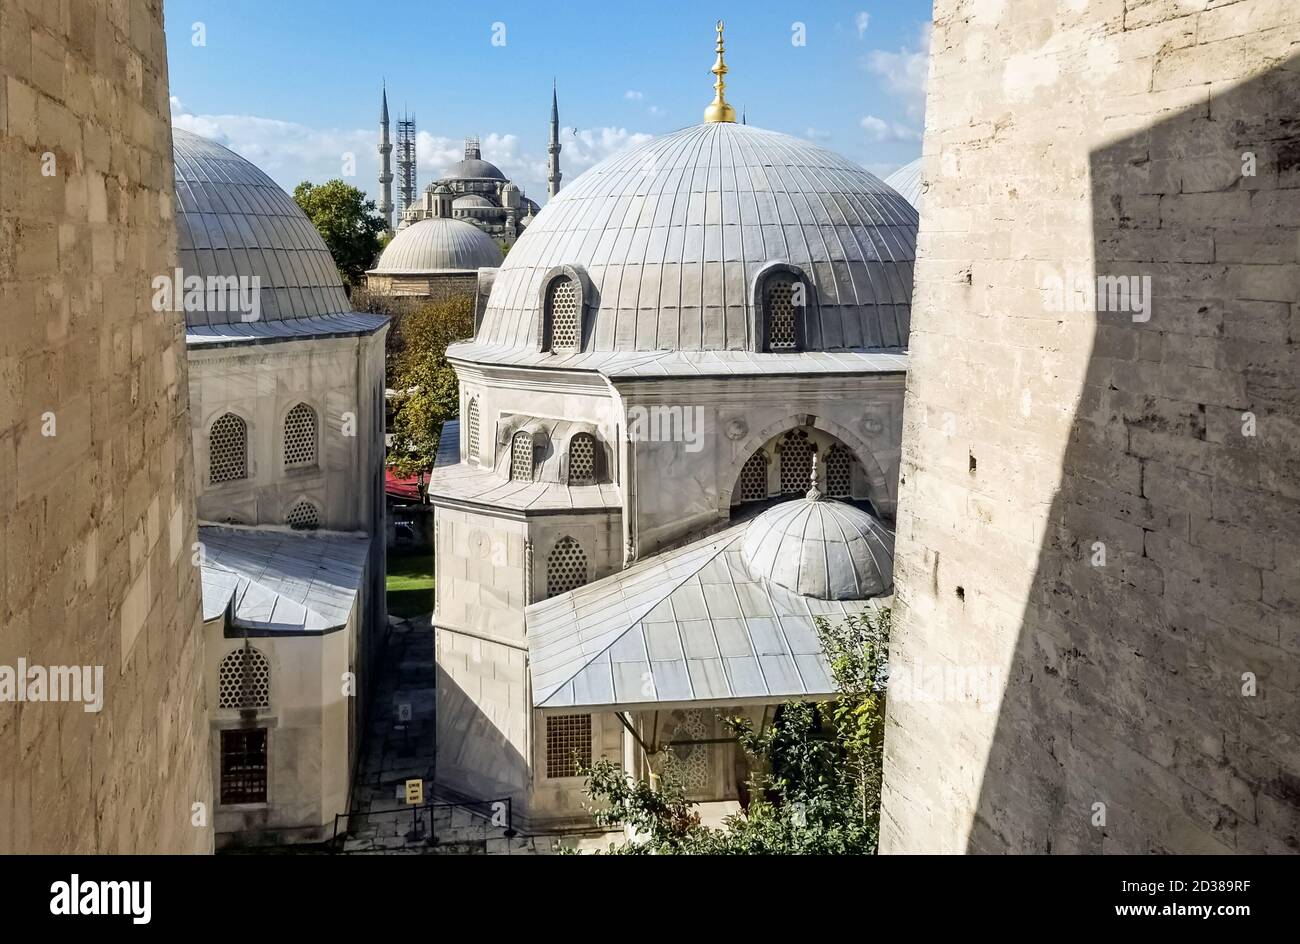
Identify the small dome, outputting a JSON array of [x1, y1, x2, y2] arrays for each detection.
[[171, 128, 350, 326], [453, 193, 495, 208], [741, 495, 894, 600], [502, 182, 520, 193], [371, 218, 503, 273], [445, 158, 505, 180], [884, 158, 923, 211]]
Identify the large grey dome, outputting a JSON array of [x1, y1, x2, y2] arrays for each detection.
[[445, 158, 505, 180], [371, 217, 503, 273], [171, 128, 351, 326], [741, 495, 894, 601], [475, 121, 917, 356], [884, 158, 923, 212]]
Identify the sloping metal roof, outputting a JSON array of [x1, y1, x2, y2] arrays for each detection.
[[427, 459, 621, 512], [172, 128, 352, 326], [370, 217, 502, 273], [185, 311, 388, 347], [527, 521, 889, 711], [475, 121, 917, 359], [435, 419, 461, 468], [199, 527, 370, 634], [884, 158, 924, 212], [447, 342, 907, 377]]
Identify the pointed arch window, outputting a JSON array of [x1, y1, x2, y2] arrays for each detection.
[[547, 277, 580, 352], [510, 431, 534, 482], [466, 397, 481, 464], [547, 536, 588, 598], [568, 433, 597, 486], [210, 413, 248, 484], [284, 402, 317, 468], [286, 499, 319, 531], [764, 274, 799, 351], [217, 645, 271, 710]]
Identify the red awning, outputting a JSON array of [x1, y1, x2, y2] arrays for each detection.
[[385, 468, 422, 502]]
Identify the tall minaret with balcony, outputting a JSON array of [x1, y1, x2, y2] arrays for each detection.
[[377, 82, 394, 236], [547, 80, 562, 198]]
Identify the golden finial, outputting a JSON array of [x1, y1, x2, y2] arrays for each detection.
[[703, 20, 736, 124]]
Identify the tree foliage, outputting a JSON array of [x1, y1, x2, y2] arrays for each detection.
[[293, 179, 385, 289], [385, 294, 475, 483], [576, 606, 891, 855]]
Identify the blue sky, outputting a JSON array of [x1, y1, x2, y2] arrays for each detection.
[[165, 0, 932, 205]]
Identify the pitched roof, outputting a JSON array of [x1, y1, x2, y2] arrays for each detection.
[[527, 522, 887, 711], [199, 527, 370, 634]]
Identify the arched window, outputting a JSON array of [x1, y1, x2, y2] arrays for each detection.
[[283, 402, 317, 468], [286, 499, 319, 531], [763, 273, 799, 352], [737, 449, 769, 503], [826, 444, 854, 499], [209, 413, 248, 484], [510, 431, 534, 482], [466, 397, 480, 464], [778, 429, 814, 495], [546, 277, 580, 352], [568, 433, 597, 486], [217, 646, 271, 710], [547, 536, 587, 598]]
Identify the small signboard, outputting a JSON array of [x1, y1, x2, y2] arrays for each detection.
[[404, 778, 424, 805]]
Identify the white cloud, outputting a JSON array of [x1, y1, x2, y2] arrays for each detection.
[[168, 100, 650, 206], [648, 105, 665, 117], [624, 90, 644, 101], [855, 12, 871, 38], [804, 127, 833, 141], [860, 114, 921, 142], [864, 21, 932, 121]]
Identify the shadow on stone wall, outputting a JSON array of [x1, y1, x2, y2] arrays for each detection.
[[968, 57, 1300, 853]]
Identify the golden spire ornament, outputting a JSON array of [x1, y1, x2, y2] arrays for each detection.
[[703, 20, 737, 123]]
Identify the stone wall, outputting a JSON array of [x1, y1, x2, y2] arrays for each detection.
[[0, 0, 211, 852], [882, 0, 1300, 853]]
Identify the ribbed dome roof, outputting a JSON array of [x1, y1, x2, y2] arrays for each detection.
[[171, 128, 350, 326], [453, 193, 495, 208], [371, 217, 503, 273], [445, 158, 505, 180], [741, 495, 894, 601], [475, 121, 917, 356], [884, 158, 923, 212]]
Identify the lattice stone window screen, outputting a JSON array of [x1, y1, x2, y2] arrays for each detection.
[[220, 728, 268, 805], [546, 713, 592, 778], [547, 536, 587, 598], [286, 499, 319, 531], [778, 429, 814, 495], [283, 402, 317, 468], [568, 433, 596, 485], [826, 444, 853, 499], [510, 431, 534, 482], [209, 413, 247, 483], [660, 709, 711, 794], [765, 275, 798, 351], [738, 449, 768, 503], [547, 277, 580, 351], [466, 398, 480, 463], [217, 646, 271, 710]]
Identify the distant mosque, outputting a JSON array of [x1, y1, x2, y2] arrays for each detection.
[[375, 83, 560, 244]]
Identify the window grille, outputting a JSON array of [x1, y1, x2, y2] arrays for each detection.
[[545, 714, 592, 778], [826, 444, 853, 498], [217, 646, 271, 710], [547, 536, 587, 598], [209, 413, 247, 483], [764, 275, 798, 351], [778, 429, 814, 495], [284, 403, 316, 468], [738, 450, 768, 503], [568, 433, 596, 485], [466, 398, 480, 463], [510, 431, 534, 482], [548, 278, 580, 351], [220, 728, 268, 804], [286, 500, 319, 531]]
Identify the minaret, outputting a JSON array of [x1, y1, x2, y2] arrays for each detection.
[[547, 80, 562, 198], [703, 20, 737, 123], [377, 82, 394, 236]]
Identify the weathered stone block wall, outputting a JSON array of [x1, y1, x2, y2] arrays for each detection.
[[883, 0, 1300, 853], [0, 0, 211, 851]]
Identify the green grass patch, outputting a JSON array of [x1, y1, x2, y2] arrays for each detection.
[[387, 549, 434, 619]]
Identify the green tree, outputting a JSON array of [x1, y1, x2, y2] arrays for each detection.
[[386, 295, 474, 488], [293, 179, 385, 289], [575, 606, 891, 855]]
